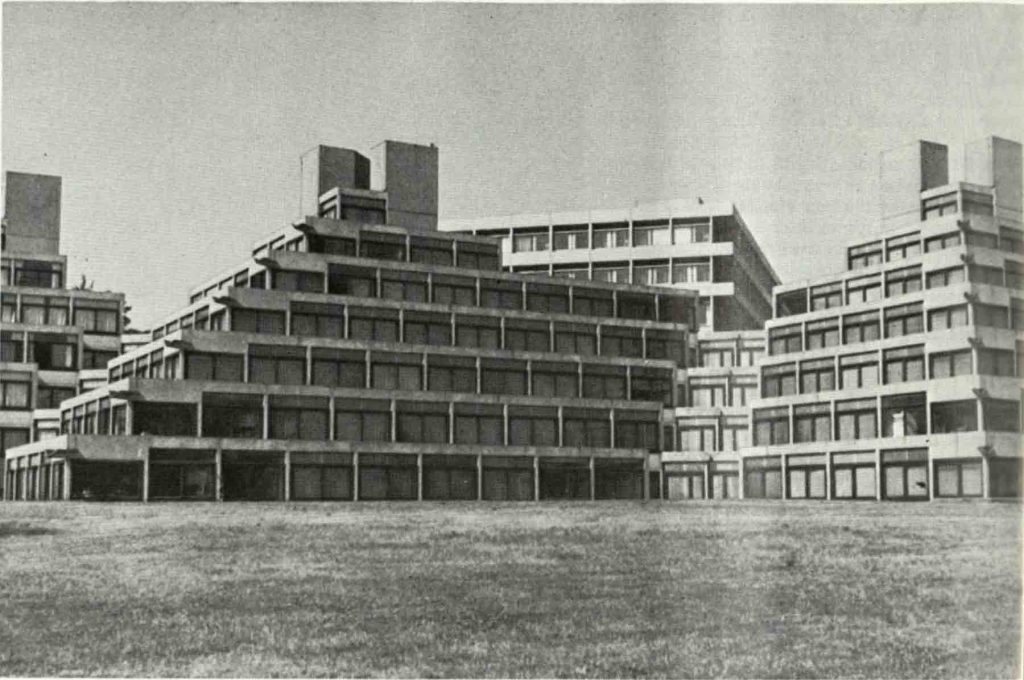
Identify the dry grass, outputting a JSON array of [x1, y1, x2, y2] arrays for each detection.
[[0, 500, 1019, 678]]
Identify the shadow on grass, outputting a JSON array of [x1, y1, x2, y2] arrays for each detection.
[[0, 522, 58, 538]]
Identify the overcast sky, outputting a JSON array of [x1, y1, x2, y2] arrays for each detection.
[[4, 3, 1022, 328]]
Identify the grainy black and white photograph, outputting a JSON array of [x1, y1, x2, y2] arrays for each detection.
[[1, 2, 1021, 678]]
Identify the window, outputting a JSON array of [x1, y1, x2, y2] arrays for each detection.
[[133, 402, 198, 437], [272, 270, 324, 293], [553, 226, 589, 251], [360, 232, 405, 261], [600, 326, 643, 358], [455, 315, 500, 350], [968, 264, 1004, 287], [794, 404, 831, 443], [335, 399, 391, 441], [617, 294, 656, 321], [689, 383, 726, 407], [761, 363, 797, 398], [974, 303, 1009, 329], [630, 368, 672, 403], [633, 262, 669, 286], [432, 275, 476, 307], [632, 220, 670, 247], [202, 393, 263, 439], [672, 259, 710, 283], [840, 352, 879, 390], [0, 294, 15, 323], [582, 364, 626, 399], [453, 403, 503, 445], [846, 275, 882, 305], [592, 223, 629, 249], [290, 302, 344, 338], [927, 304, 968, 331], [924, 231, 961, 253], [744, 457, 783, 499], [965, 230, 999, 250], [370, 352, 422, 391], [269, 396, 328, 440], [842, 311, 880, 345], [480, 359, 527, 395], [563, 408, 611, 448], [977, 348, 1014, 377], [427, 355, 476, 393], [232, 309, 285, 335], [881, 393, 926, 437], [380, 272, 428, 303], [753, 408, 789, 446], [403, 311, 452, 346], [592, 265, 630, 284], [409, 237, 453, 266], [962, 190, 993, 216], [835, 399, 876, 441], [554, 323, 597, 356], [926, 266, 966, 289], [348, 307, 399, 342], [0, 429, 30, 460], [73, 301, 120, 334], [185, 352, 244, 382], [311, 348, 365, 388], [327, 265, 376, 297], [999, 226, 1024, 255], [457, 243, 500, 270], [883, 346, 925, 384], [810, 283, 843, 311], [532, 362, 579, 398], [930, 349, 972, 378], [848, 241, 883, 270], [934, 460, 983, 498], [28, 334, 77, 370], [672, 218, 710, 244], [1006, 261, 1023, 290], [679, 424, 717, 452], [768, 324, 802, 355], [20, 295, 69, 325], [512, 230, 549, 253], [36, 385, 75, 409], [730, 383, 756, 408], [984, 399, 1021, 432], [505, 319, 550, 352], [614, 411, 660, 452], [886, 233, 921, 261], [805, 318, 840, 350], [884, 302, 923, 338], [721, 423, 750, 451], [922, 192, 957, 220], [645, 330, 685, 363], [396, 402, 449, 443], [308, 234, 356, 256], [881, 449, 929, 499], [699, 347, 734, 368], [0, 373, 30, 409], [930, 400, 977, 434], [248, 345, 305, 385], [525, 284, 569, 313], [885, 265, 922, 297], [572, 290, 614, 318], [14, 260, 62, 288], [508, 406, 558, 446], [1012, 301, 1024, 331], [480, 280, 523, 310], [801, 358, 835, 394]]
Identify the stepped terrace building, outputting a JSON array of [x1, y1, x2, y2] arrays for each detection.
[[0, 172, 126, 494], [740, 136, 1023, 501], [4, 141, 696, 502]]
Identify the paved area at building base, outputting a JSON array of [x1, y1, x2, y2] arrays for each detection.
[[0, 501, 1019, 678]]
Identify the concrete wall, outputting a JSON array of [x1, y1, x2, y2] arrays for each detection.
[[299, 146, 371, 219], [378, 140, 439, 232], [880, 141, 948, 224], [3, 171, 61, 256], [964, 136, 1023, 218]]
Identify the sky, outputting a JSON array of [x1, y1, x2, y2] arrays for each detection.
[[3, 3, 1022, 329]]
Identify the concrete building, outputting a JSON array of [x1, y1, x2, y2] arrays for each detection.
[[1, 172, 127, 493], [4, 142, 696, 502], [736, 136, 1023, 501]]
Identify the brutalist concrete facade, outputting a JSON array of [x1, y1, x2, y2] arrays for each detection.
[[0, 172, 127, 495], [4, 142, 696, 502]]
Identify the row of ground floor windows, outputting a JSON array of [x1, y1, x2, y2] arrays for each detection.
[[5, 456, 651, 502], [663, 459, 1019, 500]]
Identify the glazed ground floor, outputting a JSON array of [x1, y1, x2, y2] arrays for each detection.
[[663, 450, 1020, 501], [4, 449, 658, 502]]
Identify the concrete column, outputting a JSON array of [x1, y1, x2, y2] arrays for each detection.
[[416, 453, 423, 501], [926, 453, 935, 501], [704, 461, 711, 500], [329, 396, 336, 441], [352, 452, 360, 501], [533, 456, 540, 501], [825, 452, 833, 500], [737, 457, 745, 500], [982, 455, 991, 499], [142, 448, 150, 502], [63, 461, 72, 501], [642, 454, 650, 501], [305, 346, 313, 385], [874, 448, 883, 501], [262, 394, 270, 440], [589, 457, 596, 501], [781, 454, 789, 500], [283, 451, 291, 502], [215, 449, 224, 502], [557, 406, 564, 447], [196, 400, 204, 437], [477, 454, 484, 501]]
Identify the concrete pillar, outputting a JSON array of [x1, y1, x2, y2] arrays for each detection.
[[926, 453, 935, 501], [704, 461, 711, 500], [214, 449, 224, 502], [875, 448, 883, 501], [825, 452, 833, 500], [262, 395, 270, 440], [63, 461, 72, 501], [477, 454, 483, 501], [353, 452, 360, 501], [142, 448, 150, 502], [416, 453, 423, 502], [589, 457, 596, 500], [737, 457, 745, 500], [642, 454, 650, 501], [982, 456, 991, 499], [283, 451, 291, 502], [533, 456, 540, 501], [781, 454, 789, 500]]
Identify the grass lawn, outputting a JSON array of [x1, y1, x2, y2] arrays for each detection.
[[0, 500, 1019, 678]]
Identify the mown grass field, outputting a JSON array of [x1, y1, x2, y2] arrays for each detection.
[[0, 500, 1019, 678]]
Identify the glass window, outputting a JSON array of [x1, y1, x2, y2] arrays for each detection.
[[883, 345, 925, 384]]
